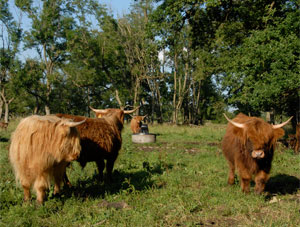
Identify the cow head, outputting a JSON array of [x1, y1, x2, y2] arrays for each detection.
[[224, 114, 292, 159], [133, 115, 147, 126], [89, 106, 140, 124], [57, 118, 86, 162]]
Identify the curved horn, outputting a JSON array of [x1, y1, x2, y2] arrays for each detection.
[[223, 113, 245, 129], [64, 119, 86, 127], [89, 106, 108, 114], [272, 116, 293, 129], [124, 106, 140, 114]]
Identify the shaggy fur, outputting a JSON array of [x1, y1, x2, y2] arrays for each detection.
[[222, 113, 286, 194], [9, 115, 82, 204], [130, 116, 146, 134], [56, 112, 123, 182], [92, 108, 125, 123]]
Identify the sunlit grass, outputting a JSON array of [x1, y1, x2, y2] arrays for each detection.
[[1, 119, 299, 226]]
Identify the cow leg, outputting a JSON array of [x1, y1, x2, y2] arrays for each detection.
[[34, 178, 47, 204], [237, 167, 251, 193], [295, 140, 299, 154], [96, 159, 105, 182], [106, 157, 117, 182], [63, 163, 72, 188], [227, 162, 235, 185], [254, 171, 269, 194], [240, 175, 251, 193], [53, 162, 68, 194], [63, 172, 72, 188], [22, 184, 31, 202]]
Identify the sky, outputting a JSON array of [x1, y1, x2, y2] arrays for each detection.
[[6, 0, 133, 61], [101, 0, 133, 16]]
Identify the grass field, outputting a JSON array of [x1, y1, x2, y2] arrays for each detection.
[[1, 118, 300, 226]]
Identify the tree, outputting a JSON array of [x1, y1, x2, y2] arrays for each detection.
[[15, 0, 78, 114], [220, 5, 300, 125], [151, 0, 221, 124], [0, 0, 21, 122]]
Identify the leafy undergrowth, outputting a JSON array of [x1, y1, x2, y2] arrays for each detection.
[[1, 120, 299, 226]]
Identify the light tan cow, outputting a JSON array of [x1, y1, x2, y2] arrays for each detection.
[[9, 115, 85, 204]]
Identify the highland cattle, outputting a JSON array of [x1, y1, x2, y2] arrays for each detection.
[[222, 113, 292, 193], [9, 115, 85, 204]]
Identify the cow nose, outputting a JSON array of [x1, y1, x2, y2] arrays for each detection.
[[252, 150, 265, 159]]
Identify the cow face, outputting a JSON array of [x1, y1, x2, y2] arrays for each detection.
[[224, 114, 291, 159]]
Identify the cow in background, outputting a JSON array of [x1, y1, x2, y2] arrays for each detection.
[[130, 115, 147, 134], [9, 115, 85, 204], [0, 122, 8, 130], [222, 113, 292, 194], [89, 106, 140, 122]]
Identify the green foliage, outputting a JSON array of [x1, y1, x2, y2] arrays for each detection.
[[1, 0, 299, 124], [220, 7, 300, 117]]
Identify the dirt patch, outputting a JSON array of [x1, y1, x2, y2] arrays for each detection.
[[134, 141, 220, 153], [98, 200, 131, 210], [193, 217, 239, 226], [207, 142, 220, 147], [136, 141, 220, 155]]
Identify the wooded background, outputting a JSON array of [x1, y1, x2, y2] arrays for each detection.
[[1, 0, 299, 126]]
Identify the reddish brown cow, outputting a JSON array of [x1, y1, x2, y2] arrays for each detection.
[[9, 115, 85, 203], [222, 113, 292, 194], [0, 122, 8, 130], [130, 115, 147, 134], [295, 123, 300, 154]]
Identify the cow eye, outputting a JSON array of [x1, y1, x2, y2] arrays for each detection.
[[246, 139, 253, 150]]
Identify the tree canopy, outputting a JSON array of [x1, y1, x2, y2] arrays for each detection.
[[1, 0, 299, 125]]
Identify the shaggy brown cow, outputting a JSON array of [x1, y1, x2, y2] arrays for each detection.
[[295, 123, 300, 154], [130, 115, 147, 134], [222, 113, 292, 194], [9, 115, 85, 204], [56, 110, 129, 182]]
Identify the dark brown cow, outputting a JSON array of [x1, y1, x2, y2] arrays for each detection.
[[57, 107, 138, 183], [222, 113, 292, 193], [295, 123, 300, 154], [56, 113, 123, 183]]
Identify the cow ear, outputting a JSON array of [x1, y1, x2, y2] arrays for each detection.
[[232, 127, 248, 146], [273, 128, 285, 140]]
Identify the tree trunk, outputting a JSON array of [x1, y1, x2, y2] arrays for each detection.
[[172, 52, 178, 124], [0, 89, 14, 123], [0, 97, 3, 119]]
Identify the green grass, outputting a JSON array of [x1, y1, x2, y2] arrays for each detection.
[[1, 119, 300, 226]]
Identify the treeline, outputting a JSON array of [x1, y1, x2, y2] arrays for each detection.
[[1, 0, 299, 126]]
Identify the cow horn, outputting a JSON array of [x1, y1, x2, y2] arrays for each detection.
[[64, 119, 86, 127], [272, 116, 293, 129], [89, 106, 108, 114], [124, 106, 140, 114], [223, 113, 245, 129]]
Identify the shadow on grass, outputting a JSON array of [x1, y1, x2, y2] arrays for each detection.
[[265, 174, 300, 195], [59, 161, 173, 201], [0, 137, 9, 142]]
